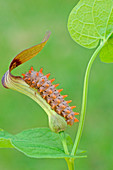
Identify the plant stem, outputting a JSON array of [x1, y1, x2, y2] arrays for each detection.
[[59, 132, 69, 155], [71, 41, 105, 156], [59, 132, 74, 170], [66, 158, 74, 170]]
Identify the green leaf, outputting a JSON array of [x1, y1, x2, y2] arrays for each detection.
[[12, 128, 67, 158], [0, 128, 87, 159], [0, 129, 14, 148], [68, 0, 113, 48], [11, 128, 82, 159], [100, 35, 113, 63], [93, 0, 113, 38]]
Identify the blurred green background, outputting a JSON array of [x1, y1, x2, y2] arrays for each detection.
[[0, 0, 113, 169]]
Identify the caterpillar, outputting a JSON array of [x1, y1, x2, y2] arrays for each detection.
[[22, 67, 79, 126]]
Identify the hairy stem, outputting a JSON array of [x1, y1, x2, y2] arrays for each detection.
[[71, 41, 105, 156]]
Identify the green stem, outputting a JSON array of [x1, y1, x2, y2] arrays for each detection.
[[59, 132, 74, 170], [66, 158, 74, 170], [59, 132, 69, 155], [71, 41, 105, 156]]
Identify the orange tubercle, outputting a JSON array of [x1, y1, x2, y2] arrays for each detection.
[[52, 105, 55, 109], [43, 95, 46, 99], [37, 83, 40, 87], [36, 72, 39, 76], [70, 106, 76, 109], [41, 78, 45, 82], [29, 70, 31, 74], [31, 67, 34, 71], [58, 110, 61, 114], [46, 84, 50, 87], [53, 95, 56, 99], [40, 89, 43, 92], [22, 74, 25, 77], [45, 73, 50, 78], [70, 115, 73, 119], [74, 118, 79, 122], [66, 100, 72, 104], [74, 112, 79, 115], [47, 99, 51, 103], [62, 95, 68, 98], [57, 99, 61, 103], [54, 84, 59, 88], [50, 78, 55, 83], [63, 114, 67, 118], [49, 90, 53, 94], [62, 105, 66, 109], [58, 89, 63, 93], [66, 110, 70, 114], [39, 68, 43, 73]]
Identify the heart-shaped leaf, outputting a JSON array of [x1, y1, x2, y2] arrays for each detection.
[[68, 0, 113, 49]]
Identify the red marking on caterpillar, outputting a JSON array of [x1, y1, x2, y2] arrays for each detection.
[[22, 67, 79, 125]]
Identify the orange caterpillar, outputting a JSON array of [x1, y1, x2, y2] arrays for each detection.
[[22, 67, 79, 126]]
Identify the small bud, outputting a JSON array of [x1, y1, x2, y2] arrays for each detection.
[[48, 110, 67, 133]]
